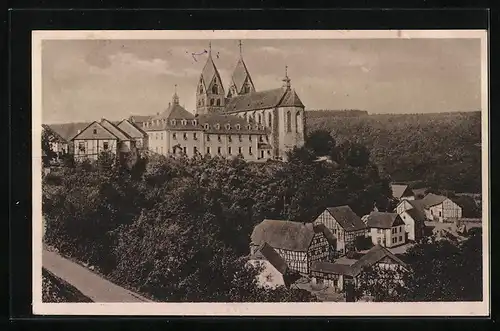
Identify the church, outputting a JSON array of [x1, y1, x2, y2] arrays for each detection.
[[137, 41, 306, 161]]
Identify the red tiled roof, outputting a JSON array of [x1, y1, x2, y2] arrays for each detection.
[[326, 205, 366, 231]]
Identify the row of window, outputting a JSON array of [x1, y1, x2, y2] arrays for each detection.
[[151, 131, 268, 143], [391, 226, 403, 234], [198, 98, 222, 107], [392, 236, 404, 244], [78, 141, 109, 153], [159, 145, 272, 158]]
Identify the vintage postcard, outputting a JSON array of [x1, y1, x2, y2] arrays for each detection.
[[33, 30, 489, 316]]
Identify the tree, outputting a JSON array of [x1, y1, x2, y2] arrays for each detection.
[[305, 129, 336, 157], [41, 128, 57, 167], [353, 265, 409, 302]]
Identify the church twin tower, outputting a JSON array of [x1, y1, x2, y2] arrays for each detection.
[[195, 41, 256, 115]]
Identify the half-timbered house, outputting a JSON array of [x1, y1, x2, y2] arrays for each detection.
[[312, 206, 366, 256], [250, 220, 337, 276], [310, 245, 409, 293], [420, 193, 463, 222]]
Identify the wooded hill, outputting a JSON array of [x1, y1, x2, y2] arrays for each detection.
[[306, 111, 482, 194]]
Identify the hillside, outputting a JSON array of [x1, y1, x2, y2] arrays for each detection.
[[305, 111, 482, 193]]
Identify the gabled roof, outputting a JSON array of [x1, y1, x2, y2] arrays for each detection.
[[230, 58, 256, 94], [117, 119, 147, 138], [365, 212, 404, 229], [391, 184, 414, 199], [310, 261, 353, 276], [405, 207, 427, 223], [256, 242, 288, 275], [200, 52, 224, 92], [350, 245, 408, 276], [128, 115, 152, 125], [280, 89, 305, 108], [325, 205, 366, 231], [72, 121, 119, 140], [44, 122, 92, 142], [251, 220, 333, 252], [421, 193, 449, 208], [100, 119, 131, 141], [225, 88, 286, 113]]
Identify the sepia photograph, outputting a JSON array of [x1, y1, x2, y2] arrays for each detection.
[[32, 30, 489, 316]]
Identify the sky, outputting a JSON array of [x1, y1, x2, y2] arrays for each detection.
[[41, 38, 481, 124]]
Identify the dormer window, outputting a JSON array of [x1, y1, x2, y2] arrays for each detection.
[[192, 120, 198, 126], [182, 119, 187, 126], [215, 124, 220, 130], [204, 124, 209, 130], [247, 125, 252, 130], [236, 124, 241, 130], [156, 120, 160, 126], [225, 124, 231, 130], [171, 119, 176, 125]]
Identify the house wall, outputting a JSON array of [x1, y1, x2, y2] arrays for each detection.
[[73, 139, 118, 160], [313, 210, 364, 255], [311, 271, 345, 292], [277, 106, 305, 161], [400, 211, 416, 241], [396, 200, 414, 215], [370, 225, 405, 248], [426, 199, 463, 222], [274, 248, 308, 275], [307, 233, 331, 269]]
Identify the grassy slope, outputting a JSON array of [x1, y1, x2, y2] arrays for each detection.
[[42, 268, 93, 303]]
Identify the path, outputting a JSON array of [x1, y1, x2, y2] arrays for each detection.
[[42, 249, 152, 302]]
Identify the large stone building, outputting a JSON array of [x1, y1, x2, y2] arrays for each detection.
[[139, 42, 306, 161]]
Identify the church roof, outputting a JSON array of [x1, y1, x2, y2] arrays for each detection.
[[231, 58, 255, 94], [200, 51, 223, 90], [225, 88, 305, 113]]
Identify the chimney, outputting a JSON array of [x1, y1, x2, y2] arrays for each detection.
[[157, 112, 160, 116]]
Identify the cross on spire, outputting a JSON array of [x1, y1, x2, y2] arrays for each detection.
[[238, 40, 243, 57], [208, 41, 212, 55], [282, 65, 291, 89], [172, 84, 179, 105]]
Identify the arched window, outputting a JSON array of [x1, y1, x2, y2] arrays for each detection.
[[286, 111, 292, 133], [216, 99, 221, 106], [258, 114, 262, 124], [296, 111, 301, 132], [268, 113, 272, 127], [171, 119, 176, 125], [204, 124, 210, 130], [210, 99, 214, 106], [212, 83, 218, 94], [199, 85, 203, 94]]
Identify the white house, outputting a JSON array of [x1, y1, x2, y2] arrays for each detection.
[[395, 199, 427, 241], [312, 205, 366, 256], [364, 212, 406, 248], [421, 193, 463, 222]]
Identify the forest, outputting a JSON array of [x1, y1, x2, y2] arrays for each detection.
[[306, 111, 482, 194]]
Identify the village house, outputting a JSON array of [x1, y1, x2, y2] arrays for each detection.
[[391, 184, 415, 201], [247, 242, 301, 288], [395, 199, 427, 241], [43, 119, 148, 162], [420, 193, 463, 222], [310, 245, 409, 294], [312, 206, 366, 256], [250, 219, 337, 276], [363, 212, 406, 248]]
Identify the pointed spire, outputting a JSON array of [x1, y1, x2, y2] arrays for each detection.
[[172, 84, 179, 105], [208, 41, 212, 56], [282, 65, 291, 90]]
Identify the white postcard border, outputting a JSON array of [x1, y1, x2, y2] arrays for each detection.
[[32, 29, 490, 316]]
